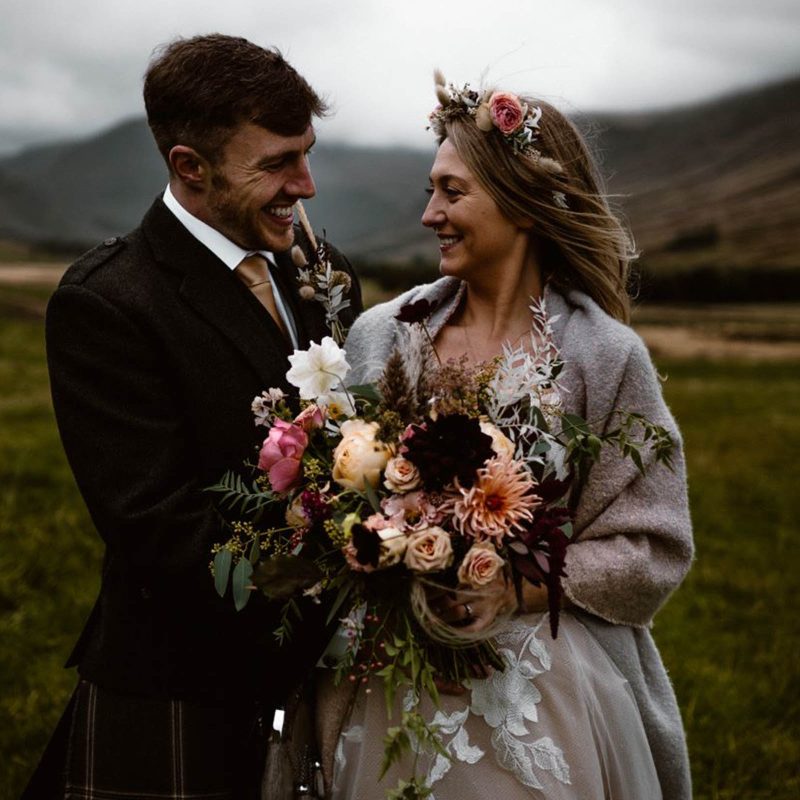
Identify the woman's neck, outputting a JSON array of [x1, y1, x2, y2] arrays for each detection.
[[458, 249, 543, 341], [434, 249, 545, 365]]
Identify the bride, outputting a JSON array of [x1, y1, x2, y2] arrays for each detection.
[[316, 77, 694, 799]]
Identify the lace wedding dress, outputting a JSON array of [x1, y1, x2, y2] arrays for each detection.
[[318, 611, 662, 799]]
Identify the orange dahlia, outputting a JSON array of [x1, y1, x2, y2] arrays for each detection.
[[450, 456, 540, 541]]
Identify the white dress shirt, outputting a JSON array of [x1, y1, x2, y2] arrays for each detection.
[[162, 185, 299, 348]]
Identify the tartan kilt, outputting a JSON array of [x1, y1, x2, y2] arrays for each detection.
[[25, 680, 268, 800]]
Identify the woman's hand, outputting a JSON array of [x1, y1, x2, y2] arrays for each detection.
[[430, 573, 517, 635]]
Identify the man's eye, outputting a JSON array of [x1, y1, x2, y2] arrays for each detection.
[[424, 187, 434, 196]]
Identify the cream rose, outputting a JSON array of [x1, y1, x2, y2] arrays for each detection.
[[383, 456, 421, 494], [457, 541, 505, 589], [479, 420, 515, 460], [332, 419, 392, 491], [404, 526, 453, 573], [377, 527, 408, 568]]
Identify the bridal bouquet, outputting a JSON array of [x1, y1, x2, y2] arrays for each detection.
[[208, 298, 674, 798]]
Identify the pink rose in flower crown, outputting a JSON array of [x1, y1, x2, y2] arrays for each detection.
[[489, 92, 526, 134], [457, 541, 505, 589], [258, 419, 308, 493]]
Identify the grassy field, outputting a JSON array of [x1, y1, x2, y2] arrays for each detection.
[[1, 286, 798, 799]]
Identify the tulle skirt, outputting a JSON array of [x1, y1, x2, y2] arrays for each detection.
[[318, 612, 662, 799]]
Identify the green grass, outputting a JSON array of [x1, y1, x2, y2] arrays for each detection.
[[654, 359, 800, 799], [1, 290, 798, 798]]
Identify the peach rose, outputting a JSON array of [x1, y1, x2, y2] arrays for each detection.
[[383, 456, 421, 494], [332, 419, 392, 491], [457, 541, 505, 589], [489, 92, 526, 134], [404, 526, 453, 573], [479, 420, 515, 460]]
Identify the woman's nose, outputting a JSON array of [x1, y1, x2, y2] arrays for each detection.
[[421, 194, 443, 228]]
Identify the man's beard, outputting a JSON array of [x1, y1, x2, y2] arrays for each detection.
[[207, 174, 263, 251]]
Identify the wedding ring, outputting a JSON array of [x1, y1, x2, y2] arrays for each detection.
[[463, 602, 474, 619]]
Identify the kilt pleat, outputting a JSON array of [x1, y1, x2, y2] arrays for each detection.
[[62, 680, 265, 800]]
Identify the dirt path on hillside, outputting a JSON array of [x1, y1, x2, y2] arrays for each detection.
[[0, 264, 67, 285]]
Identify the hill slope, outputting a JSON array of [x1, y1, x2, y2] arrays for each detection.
[[1, 76, 797, 271]]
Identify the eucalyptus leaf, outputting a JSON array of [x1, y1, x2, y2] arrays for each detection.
[[213, 549, 232, 598], [232, 558, 254, 611], [251, 555, 322, 600], [347, 383, 383, 404], [363, 481, 382, 514]]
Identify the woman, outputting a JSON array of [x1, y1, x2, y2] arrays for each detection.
[[318, 76, 694, 799]]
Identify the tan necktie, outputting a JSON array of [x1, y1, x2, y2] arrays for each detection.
[[236, 254, 289, 338]]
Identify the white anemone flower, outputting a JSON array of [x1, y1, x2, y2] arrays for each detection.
[[286, 337, 350, 400], [317, 390, 356, 419]]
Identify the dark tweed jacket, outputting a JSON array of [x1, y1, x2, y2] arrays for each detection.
[[46, 197, 362, 703]]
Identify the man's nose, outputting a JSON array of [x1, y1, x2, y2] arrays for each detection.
[[287, 157, 316, 199]]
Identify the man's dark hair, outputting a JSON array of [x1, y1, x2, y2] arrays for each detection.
[[143, 34, 327, 165]]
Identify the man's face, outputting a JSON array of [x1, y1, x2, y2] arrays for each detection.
[[201, 122, 316, 252]]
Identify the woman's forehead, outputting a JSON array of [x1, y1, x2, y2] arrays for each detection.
[[430, 139, 472, 182]]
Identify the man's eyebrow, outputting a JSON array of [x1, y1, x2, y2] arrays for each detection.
[[257, 137, 317, 167]]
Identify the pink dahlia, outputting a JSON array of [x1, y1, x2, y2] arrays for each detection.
[[450, 457, 540, 541]]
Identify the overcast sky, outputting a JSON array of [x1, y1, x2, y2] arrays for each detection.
[[2, 0, 799, 155]]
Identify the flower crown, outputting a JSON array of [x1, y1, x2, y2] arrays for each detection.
[[428, 70, 562, 175]]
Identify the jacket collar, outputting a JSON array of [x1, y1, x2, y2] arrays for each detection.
[[141, 197, 297, 386]]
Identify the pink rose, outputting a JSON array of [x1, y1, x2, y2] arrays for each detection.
[[258, 419, 308, 493], [294, 403, 326, 432], [384, 456, 421, 494], [489, 92, 525, 134], [457, 542, 505, 589]]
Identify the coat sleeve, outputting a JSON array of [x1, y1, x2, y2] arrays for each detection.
[[46, 283, 224, 597], [562, 337, 694, 627]]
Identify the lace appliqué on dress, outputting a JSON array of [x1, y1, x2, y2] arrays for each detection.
[[470, 616, 571, 790]]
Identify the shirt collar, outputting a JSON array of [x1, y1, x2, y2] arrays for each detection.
[[162, 184, 276, 271]]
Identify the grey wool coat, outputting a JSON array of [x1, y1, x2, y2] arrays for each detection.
[[343, 277, 695, 800]]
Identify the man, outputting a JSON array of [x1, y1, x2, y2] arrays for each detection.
[[22, 34, 361, 800]]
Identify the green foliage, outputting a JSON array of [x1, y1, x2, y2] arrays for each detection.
[[251, 555, 322, 600], [232, 557, 253, 611], [213, 548, 232, 597], [1, 295, 798, 799], [205, 470, 275, 519]]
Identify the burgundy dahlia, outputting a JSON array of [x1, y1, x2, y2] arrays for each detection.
[[394, 298, 439, 324], [401, 414, 494, 490]]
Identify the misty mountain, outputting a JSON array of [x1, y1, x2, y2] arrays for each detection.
[[1, 76, 798, 271]]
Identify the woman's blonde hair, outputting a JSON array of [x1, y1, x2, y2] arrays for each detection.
[[440, 98, 635, 323]]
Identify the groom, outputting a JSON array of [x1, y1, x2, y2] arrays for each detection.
[[23, 34, 361, 799]]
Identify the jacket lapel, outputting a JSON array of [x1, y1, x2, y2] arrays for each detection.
[[142, 199, 294, 387], [272, 246, 331, 348]]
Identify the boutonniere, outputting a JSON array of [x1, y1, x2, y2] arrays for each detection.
[[290, 201, 352, 345]]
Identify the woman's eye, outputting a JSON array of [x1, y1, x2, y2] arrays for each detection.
[[424, 187, 434, 196]]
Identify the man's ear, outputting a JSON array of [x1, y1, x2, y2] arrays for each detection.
[[168, 145, 211, 190]]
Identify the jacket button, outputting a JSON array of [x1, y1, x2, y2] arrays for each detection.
[[103, 237, 119, 247]]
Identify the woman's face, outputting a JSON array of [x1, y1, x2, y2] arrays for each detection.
[[421, 139, 529, 282]]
